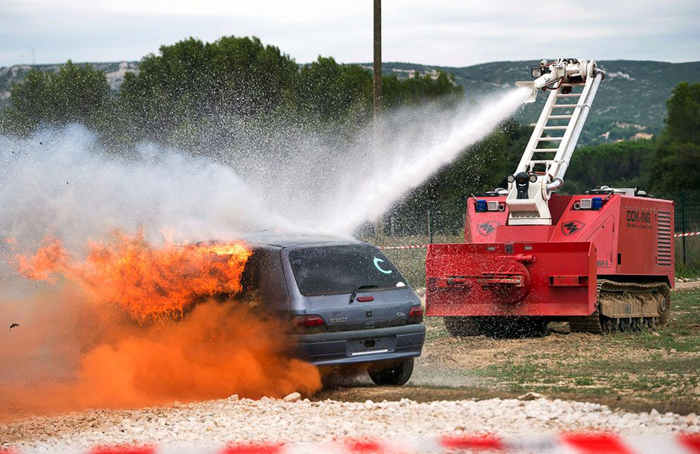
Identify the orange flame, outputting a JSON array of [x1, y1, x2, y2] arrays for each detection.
[[3, 230, 321, 418], [16, 230, 252, 321]]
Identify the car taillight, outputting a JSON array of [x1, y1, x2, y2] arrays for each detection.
[[292, 315, 326, 329], [408, 305, 424, 324]]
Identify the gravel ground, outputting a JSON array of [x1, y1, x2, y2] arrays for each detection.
[[4, 284, 698, 451], [2, 395, 698, 452]]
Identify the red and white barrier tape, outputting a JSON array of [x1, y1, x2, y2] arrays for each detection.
[[676, 232, 700, 238], [376, 244, 429, 250], [4, 434, 699, 454], [376, 232, 699, 250]]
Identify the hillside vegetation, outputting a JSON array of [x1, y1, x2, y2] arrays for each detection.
[[0, 37, 462, 148], [379, 60, 700, 143], [4, 58, 699, 144], [1, 36, 698, 266]]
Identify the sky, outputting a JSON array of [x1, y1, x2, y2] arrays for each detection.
[[1, 0, 699, 68]]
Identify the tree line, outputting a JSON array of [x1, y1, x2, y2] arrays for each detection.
[[1, 35, 698, 229], [0, 36, 462, 148]]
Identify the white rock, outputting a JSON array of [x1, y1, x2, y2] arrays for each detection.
[[518, 392, 545, 401], [283, 392, 301, 403], [2, 397, 697, 452]]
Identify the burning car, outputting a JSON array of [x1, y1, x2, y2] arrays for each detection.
[[238, 233, 426, 386]]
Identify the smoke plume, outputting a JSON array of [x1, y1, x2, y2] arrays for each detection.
[[0, 88, 529, 419]]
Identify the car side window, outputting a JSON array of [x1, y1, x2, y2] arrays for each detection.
[[237, 247, 290, 312]]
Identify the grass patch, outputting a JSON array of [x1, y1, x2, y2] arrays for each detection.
[[425, 318, 449, 341], [441, 289, 700, 413], [575, 377, 595, 386]]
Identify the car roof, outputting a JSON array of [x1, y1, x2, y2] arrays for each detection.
[[239, 232, 365, 249]]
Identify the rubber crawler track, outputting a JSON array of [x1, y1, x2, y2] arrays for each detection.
[[569, 280, 671, 334]]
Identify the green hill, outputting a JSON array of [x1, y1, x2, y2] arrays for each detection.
[[372, 60, 700, 143], [2, 59, 699, 144]]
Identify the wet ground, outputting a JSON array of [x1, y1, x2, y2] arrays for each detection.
[[319, 285, 700, 415]]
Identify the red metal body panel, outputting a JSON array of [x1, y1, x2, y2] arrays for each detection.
[[426, 193, 675, 318], [550, 194, 674, 286], [426, 242, 597, 316]]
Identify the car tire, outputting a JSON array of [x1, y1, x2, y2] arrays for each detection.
[[368, 358, 414, 386]]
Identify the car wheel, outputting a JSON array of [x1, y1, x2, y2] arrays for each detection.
[[368, 358, 414, 386]]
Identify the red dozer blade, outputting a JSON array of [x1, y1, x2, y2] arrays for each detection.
[[425, 241, 597, 317]]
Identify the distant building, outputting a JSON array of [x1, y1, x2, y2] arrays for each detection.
[[631, 132, 654, 141]]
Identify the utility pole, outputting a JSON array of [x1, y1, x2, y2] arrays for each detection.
[[373, 0, 382, 125], [373, 0, 384, 240]]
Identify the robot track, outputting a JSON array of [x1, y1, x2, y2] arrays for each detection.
[[569, 280, 671, 334]]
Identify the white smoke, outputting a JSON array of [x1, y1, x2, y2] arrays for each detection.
[[0, 125, 289, 252], [0, 87, 530, 255]]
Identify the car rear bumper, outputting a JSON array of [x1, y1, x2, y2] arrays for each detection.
[[291, 324, 426, 366]]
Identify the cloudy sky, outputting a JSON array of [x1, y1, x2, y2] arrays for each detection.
[[1, 0, 698, 68]]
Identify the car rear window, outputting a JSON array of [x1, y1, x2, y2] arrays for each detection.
[[289, 244, 408, 296]]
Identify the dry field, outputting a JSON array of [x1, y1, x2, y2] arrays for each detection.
[[2, 287, 699, 451], [322, 286, 700, 415]]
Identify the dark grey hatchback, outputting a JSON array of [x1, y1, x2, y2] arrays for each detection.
[[238, 233, 426, 386]]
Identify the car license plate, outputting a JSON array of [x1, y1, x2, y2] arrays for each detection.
[[347, 337, 396, 356]]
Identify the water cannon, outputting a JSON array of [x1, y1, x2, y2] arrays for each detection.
[[516, 58, 602, 103]]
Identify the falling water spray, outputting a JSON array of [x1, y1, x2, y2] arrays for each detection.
[[0, 85, 530, 417]]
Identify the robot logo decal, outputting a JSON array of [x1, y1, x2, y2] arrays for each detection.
[[477, 221, 500, 236], [373, 257, 393, 274], [562, 220, 586, 236]]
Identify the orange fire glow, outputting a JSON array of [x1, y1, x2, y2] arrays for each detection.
[[16, 230, 252, 321], [2, 230, 322, 419]]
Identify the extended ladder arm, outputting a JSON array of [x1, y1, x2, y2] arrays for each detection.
[[506, 59, 605, 226]]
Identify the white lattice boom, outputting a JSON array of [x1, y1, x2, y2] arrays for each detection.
[[507, 59, 605, 226]]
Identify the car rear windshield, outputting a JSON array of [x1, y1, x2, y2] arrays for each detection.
[[289, 244, 408, 296]]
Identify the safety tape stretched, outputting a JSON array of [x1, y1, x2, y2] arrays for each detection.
[[4, 433, 700, 454], [376, 231, 699, 250], [376, 244, 429, 250]]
